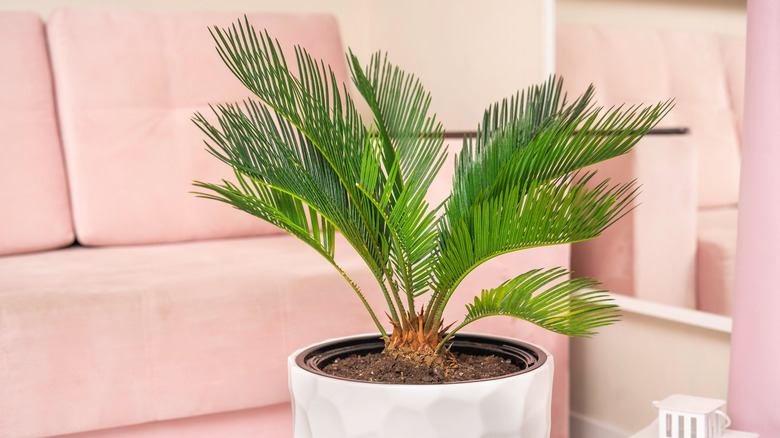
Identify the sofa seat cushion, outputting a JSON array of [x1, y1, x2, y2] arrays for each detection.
[[0, 233, 570, 438], [48, 404, 293, 438], [697, 207, 739, 315], [0, 234, 371, 437], [46, 10, 349, 247], [0, 12, 74, 256]]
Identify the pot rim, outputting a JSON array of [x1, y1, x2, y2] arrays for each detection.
[[292, 332, 549, 385]]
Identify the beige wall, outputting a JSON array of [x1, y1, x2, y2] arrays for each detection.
[[557, 0, 747, 36], [369, 0, 551, 130], [571, 309, 732, 435], [2, 0, 373, 68], [5, 0, 553, 131]]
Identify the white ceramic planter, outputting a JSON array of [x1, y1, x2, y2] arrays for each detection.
[[288, 333, 554, 438]]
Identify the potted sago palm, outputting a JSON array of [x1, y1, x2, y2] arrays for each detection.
[[192, 17, 671, 438]]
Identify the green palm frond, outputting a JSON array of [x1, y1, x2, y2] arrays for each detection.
[[192, 101, 369, 262], [349, 51, 447, 305], [350, 51, 448, 199], [426, 80, 670, 328], [210, 19, 365, 187], [195, 19, 409, 328], [208, 19, 390, 268], [193, 172, 389, 335], [194, 172, 335, 261], [426, 170, 638, 328], [443, 77, 588, 227], [434, 170, 638, 291], [438, 267, 620, 347], [191, 102, 390, 333], [445, 80, 671, 232]]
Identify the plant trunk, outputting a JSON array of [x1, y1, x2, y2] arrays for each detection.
[[383, 310, 455, 368]]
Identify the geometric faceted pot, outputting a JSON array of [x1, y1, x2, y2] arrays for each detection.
[[288, 333, 554, 438]]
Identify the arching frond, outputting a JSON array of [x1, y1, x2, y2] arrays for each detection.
[[429, 169, 638, 319], [442, 267, 620, 343], [193, 172, 388, 336]]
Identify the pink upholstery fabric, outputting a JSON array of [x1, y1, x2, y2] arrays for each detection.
[[557, 24, 742, 209], [571, 134, 698, 308], [697, 208, 738, 315], [720, 35, 747, 148], [0, 12, 74, 256], [0, 230, 570, 438], [2, 12, 571, 438], [46, 10, 349, 246], [0, 234, 353, 437], [51, 404, 292, 438], [560, 24, 745, 312]]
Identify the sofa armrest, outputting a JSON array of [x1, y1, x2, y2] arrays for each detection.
[[572, 134, 698, 309]]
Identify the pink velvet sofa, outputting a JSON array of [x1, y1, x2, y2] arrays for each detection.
[[0, 10, 571, 438], [558, 24, 745, 316]]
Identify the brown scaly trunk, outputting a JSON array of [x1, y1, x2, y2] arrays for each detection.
[[382, 308, 456, 369]]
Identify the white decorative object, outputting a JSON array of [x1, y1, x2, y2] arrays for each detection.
[[288, 333, 554, 438], [653, 394, 732, 438], [631, 420, 759, 438]]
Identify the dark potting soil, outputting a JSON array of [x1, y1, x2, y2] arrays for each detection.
[[321, 351, 523, 384]]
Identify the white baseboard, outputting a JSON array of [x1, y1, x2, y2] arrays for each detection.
[[570, 412, 630, 438]]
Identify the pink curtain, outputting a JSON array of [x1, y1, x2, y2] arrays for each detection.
[[727, 0, 780, 435]]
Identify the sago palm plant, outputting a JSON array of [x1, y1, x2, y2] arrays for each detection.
[[192, 18, 672, 368]]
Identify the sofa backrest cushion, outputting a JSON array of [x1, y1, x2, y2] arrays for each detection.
[[557, 24, 744, 209], [0, 12, 75, 256], [47, 10, 349, 246], [719, 35, 746, 146]]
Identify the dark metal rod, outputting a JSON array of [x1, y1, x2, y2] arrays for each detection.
[[441, 127, 689, 139]]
